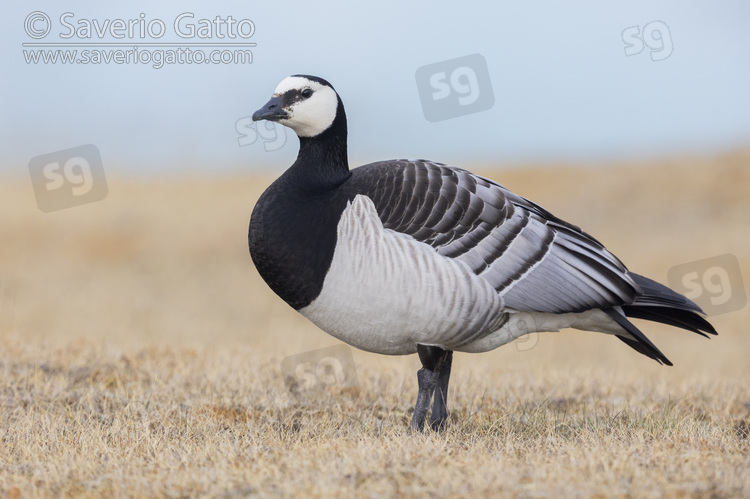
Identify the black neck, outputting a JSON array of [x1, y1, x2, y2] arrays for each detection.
[[286, 98, 351, 192]]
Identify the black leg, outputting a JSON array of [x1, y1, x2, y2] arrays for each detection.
[[429, 350, 452, 431], [409, 345, 453, 432], [409, 366, 438, 432]]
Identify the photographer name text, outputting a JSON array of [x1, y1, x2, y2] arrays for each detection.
[[25, 12, 255, 41]]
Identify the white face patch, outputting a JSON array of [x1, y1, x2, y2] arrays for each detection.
[[272, 76, 339, 138]]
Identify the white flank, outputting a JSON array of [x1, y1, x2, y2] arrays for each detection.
[[300, 195, 629, 355], [300, 195, 506, 355], [273, 76, 338, 137]]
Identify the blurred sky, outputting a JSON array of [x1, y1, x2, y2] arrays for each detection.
[[2, 1, 750, 175]]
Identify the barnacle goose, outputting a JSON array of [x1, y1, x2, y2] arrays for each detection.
[[249, 75, 717, 432]]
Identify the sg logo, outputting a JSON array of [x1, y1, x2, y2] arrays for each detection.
[[430, 67, 482, 106], [622, 21, 673, 62], [667, 254, 746, 316], [415, 53, 495, 122], [236, 116, 287, 151], [28, 144, 108, 213], [281, 345, 359, 397], [508, 312, 540, 352]]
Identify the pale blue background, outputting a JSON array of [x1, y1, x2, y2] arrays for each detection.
[[2, 1, 749, 175]]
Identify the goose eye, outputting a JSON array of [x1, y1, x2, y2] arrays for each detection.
[[301, 88, 313, 98]]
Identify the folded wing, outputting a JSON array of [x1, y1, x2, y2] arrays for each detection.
[[349, 159, 641, 314]]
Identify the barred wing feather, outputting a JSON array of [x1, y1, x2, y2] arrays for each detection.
[[350, 159, 641, 314]]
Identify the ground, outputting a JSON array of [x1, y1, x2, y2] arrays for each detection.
[[1, 151, 749, 497]]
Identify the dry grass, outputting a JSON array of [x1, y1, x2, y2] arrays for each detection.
[[1, 151, 749, 497]]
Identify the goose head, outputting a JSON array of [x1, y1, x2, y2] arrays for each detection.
[[252, 75, 344, 138]]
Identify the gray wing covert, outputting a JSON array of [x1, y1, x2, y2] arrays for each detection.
[[350, 159, 640, 313]]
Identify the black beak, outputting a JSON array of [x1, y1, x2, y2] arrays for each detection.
[[252, 95, 288, 122]]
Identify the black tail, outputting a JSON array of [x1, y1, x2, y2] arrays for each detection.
[[604, 273, 718, 366]]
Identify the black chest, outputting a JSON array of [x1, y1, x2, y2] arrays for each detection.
[[248, 178, 351, 310]]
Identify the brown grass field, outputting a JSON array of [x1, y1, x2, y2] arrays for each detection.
[[1, 151, 749, 497]]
